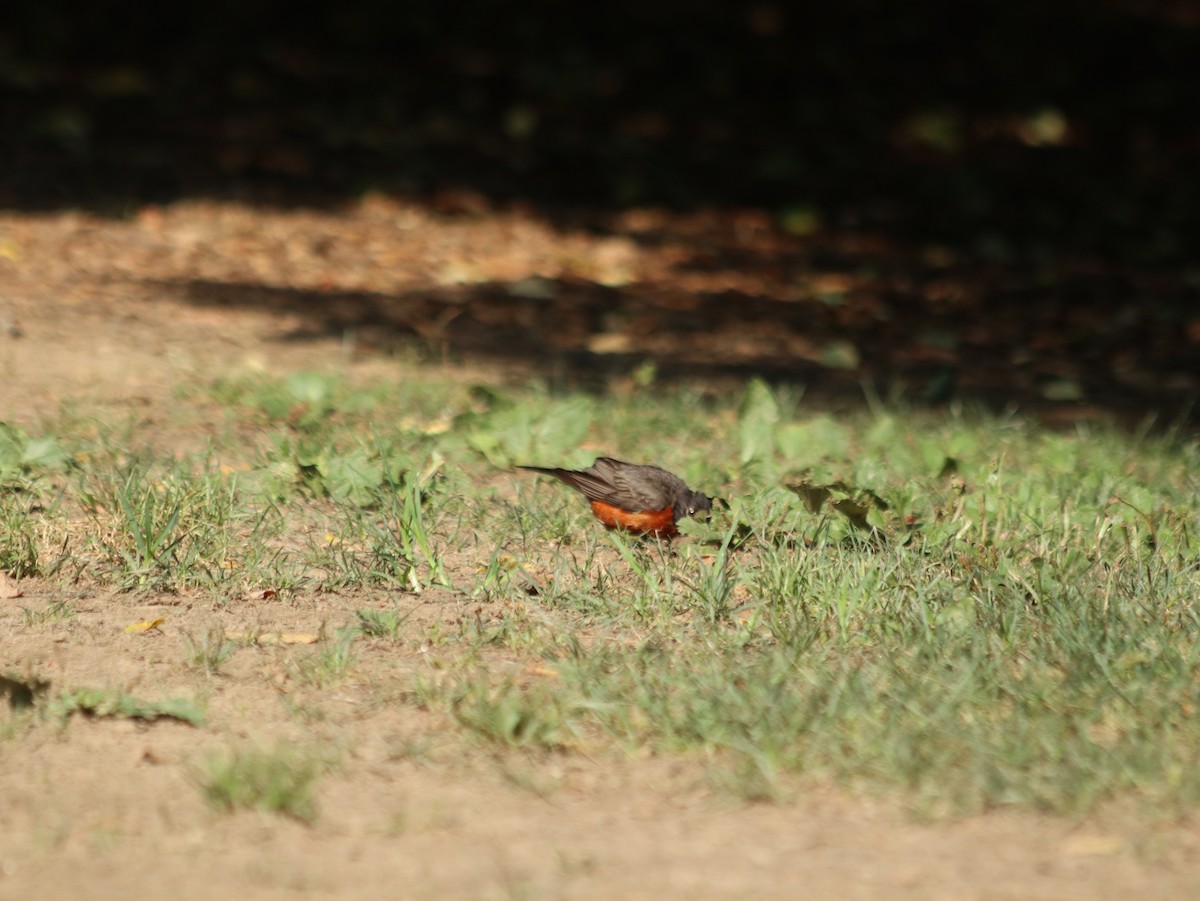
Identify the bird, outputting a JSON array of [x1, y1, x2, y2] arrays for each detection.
[[518, 457, 713, 538]]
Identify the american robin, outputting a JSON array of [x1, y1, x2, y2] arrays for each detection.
[[518, 457, 713, 538]]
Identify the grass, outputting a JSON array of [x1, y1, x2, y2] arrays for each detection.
[[47, 687, 206, 727], [198, 744, 326, 821], [293, 631, 358, 687], [183, 626, 239, 676], [21, 599, 75, 626], [6, 369, 1200, 816], [0, 499, 42, 578], [446, 677, 574, 750], [355, 606, 415, 638]]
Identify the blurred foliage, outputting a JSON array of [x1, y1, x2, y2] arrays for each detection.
[[1, 1, 1197, 266]]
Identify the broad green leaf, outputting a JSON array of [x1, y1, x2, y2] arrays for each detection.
[[0, 423, 23, 472], [319, 449, 383, 505], [287, 372, 337, 408], [738, 379, 780, 464], [468, 396, 593, 466], [777, 416, 850, 463], [531, 397, 592, 457], [21, 435, 69, 470], [50, 688, 205, 727]]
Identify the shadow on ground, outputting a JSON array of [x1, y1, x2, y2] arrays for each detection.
[[166, 258, 1197, 426], [6, 1, 1199, 423]]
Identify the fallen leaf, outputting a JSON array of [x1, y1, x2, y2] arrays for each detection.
[[246, 588, 278, 601], [1042, 378, 1084, 401], [505, 276, 558, 300], [280, 633, 319, 645], [786, 480, 831, 513], [832, 497, 872, 530], [0, 572, 22, 599], [253, 632, 320, 645], [124, 618, 165, 634], [820, 339, 861, 370], [476, 555, 518, 574], [587, 331, 634, 354], [1061, 834, 1123, 857]]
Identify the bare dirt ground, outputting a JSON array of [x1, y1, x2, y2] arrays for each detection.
[[2, 201, 1199, 900]]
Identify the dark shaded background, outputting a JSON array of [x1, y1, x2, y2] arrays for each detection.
[[3, 0, 1197, 419]]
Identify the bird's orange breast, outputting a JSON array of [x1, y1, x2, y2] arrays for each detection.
[[589, 500, 677, 537]]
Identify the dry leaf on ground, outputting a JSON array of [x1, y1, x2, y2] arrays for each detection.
[[124, 618, 166, 634]]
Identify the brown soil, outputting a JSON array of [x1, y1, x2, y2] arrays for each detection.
[[2, 200, 1199, 900]]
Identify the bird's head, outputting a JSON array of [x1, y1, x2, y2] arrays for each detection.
[[681, 490, 715, 519]]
